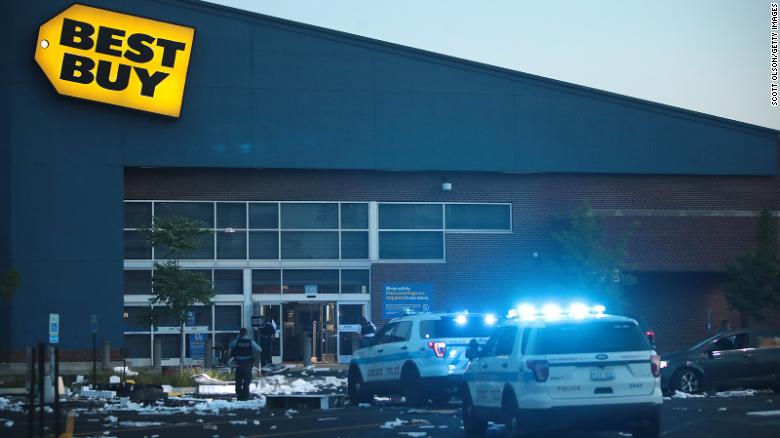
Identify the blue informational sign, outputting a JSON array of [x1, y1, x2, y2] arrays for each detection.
[[186, 310, 196, 326], [189, 333, 205, 360], [382, 283, 435, 319], [49, 313, 60, 344]]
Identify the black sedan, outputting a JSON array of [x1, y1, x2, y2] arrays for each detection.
[[660, 329, 780, 393]]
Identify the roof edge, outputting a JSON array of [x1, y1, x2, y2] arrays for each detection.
[[164, 0, 778, 137]]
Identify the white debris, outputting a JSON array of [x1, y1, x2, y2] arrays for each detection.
[[715, 389, 758, 398], [0, 398, 24, 413], [418, 425, 436, 429], [105, 415, 118, 423], [198, 374, 345, 396], [717, 407, 727, 412], [318, 417, 339, 421], [75, 375, 85, 383], [81, 390, 117, 399], [618, 433, 632, 437], [358, 403, 371, 408], [112, 366, 138, 376], [380, 418, 407, 429], [252, 420, 260, 426], [109, 376, 121, 384], [438, 425, 448, 428], [161, 385, 173, 394], [398, 433, 427, 437], [270, 425, 277, 430], [671, 390, 706, 399], [193, 374, 227, 385], [229, 420, 248, 425], [285, 409, 298, 415], [117, 421, 162, 427], [747, 410, 780, 416], [4, 420, 13, 428]]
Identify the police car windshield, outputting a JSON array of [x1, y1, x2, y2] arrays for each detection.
[[529, 321, 650, 355], [419, 316, 495, 339]]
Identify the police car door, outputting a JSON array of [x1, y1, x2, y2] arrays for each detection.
[[481, 326, 518, 408], [382, 320, 413, 382], [364, 322, 398, 383]]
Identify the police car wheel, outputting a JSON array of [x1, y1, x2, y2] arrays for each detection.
[[401, 365, 426, 406], [502, 390, 521, 438], [348, 366, 371, 404], [462, 390, 487, 436]]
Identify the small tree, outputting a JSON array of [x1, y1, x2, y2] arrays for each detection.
[[725, 209, 780, 327], [141, 217, 216, 374], [0, 269, 20, 300], [550, 202, 637, 311]]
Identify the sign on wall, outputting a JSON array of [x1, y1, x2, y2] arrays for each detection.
[[34, 4, 195, 117], [382, 283, 435, 319], [49, 313, 60, 344]]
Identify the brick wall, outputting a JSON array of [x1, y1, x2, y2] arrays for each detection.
[[124, 164, 780, 352]]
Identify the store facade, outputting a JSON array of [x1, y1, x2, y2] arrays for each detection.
[[1, 0, 778, 364]]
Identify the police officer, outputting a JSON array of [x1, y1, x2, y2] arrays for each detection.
[[259, 316, 277, 369], [229, 328, 261, 400], [360, 316, 376, 348]]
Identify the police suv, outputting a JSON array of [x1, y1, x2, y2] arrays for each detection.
[[462, 304, 662, 438], [348, 312, 497, 405]]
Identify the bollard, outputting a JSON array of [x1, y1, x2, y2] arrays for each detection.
[[102, 340, 111, 370], [153, 337, 162, 371], [204, 337, 213, 368], [53, 346, 61, 438]]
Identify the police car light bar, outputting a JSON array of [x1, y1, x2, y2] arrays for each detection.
[[509, 303, 606, 320]]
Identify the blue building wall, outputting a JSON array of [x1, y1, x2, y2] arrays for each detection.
[[2, 0, 777, 351]]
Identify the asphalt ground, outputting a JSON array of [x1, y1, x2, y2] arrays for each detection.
[[2, 393, 780, 437]]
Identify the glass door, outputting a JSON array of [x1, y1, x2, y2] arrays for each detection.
[[338, 303, 366, 363], [258, 304, 282, 364]]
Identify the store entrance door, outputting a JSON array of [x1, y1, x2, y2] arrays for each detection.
[[282, 302, 337, 363]]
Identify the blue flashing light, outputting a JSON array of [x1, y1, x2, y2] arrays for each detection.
[[518, 304, 536, 321], [592, 304, 606, 315], [455, 314, 468, 325], [568, 302, 589, 320], [484, 314, 498, 326], [542, 303, 563, 319]]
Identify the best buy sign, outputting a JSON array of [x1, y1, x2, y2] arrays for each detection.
[[34, 4, 195, 117]]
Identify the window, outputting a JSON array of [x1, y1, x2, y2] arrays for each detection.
[[249, 231, 278, 259], [341, 203, 368, 229], [124, 230, 151, 259], [445, 204, 511, 231], [123, 335, 150, 359], [186, 306, 213, 329], [281, 203, 338, 229], [339, 304, 364, 325], [217, 203, 246, 229], [215, 305, 242, 331], [217, 231, 246, 259], [252, 269, 281, 294], [379, 204, 442, 229], [124, 270, 152, 295], [712, 333, 748, 351], [249, 203, 278, 228], [379, 231, 443, 259], [157, 233, 214, 260], [281, 231, 338, 259], [757, 333, 780, 348], [376, 323, 398, 344], [494, 327, 517, 356], [341, 270, 369, 294], [341, 231, 368, 259], [124, 202, 151, 228], [159, 334, 180, 357], [528, 322, 650, 355], [155, 202, 214, 227], [214, 270, 243, 295], [419, 316, 495, 339], [392, 321, 412, 342], [283, 270, 339, 294], [123, 307, 151, 332]]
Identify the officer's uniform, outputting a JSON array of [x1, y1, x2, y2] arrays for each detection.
[[360, 319, 377, 348], [229, 335, 261, 400]]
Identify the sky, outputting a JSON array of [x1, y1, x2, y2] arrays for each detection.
[[208, 0, 779, 131]]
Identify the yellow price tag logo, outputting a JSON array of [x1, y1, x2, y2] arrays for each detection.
[[34, 3, 195, 118]]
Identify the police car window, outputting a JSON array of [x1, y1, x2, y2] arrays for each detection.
[[376, 323, 398, 344], [391, 321, 412, 342], [418, 316, 495, 339], [494, 327, 517, 356], [529, 322, 649, 355], [756, 333, 780, 348]]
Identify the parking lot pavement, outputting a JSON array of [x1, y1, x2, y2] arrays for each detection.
[[1, 393, 779, 437]]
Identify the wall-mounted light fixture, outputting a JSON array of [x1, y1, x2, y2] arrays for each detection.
[[441, 182, 452, 191]]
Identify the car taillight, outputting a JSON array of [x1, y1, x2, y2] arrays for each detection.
[[526, 360, 549, 382], [650, 355, 661, 377], [427, 341, 446, 358], [645, 330, 656, 345]]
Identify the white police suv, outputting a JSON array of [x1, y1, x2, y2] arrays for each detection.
[[347, 312, 497, 405], [462, 304, 662, 438]]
